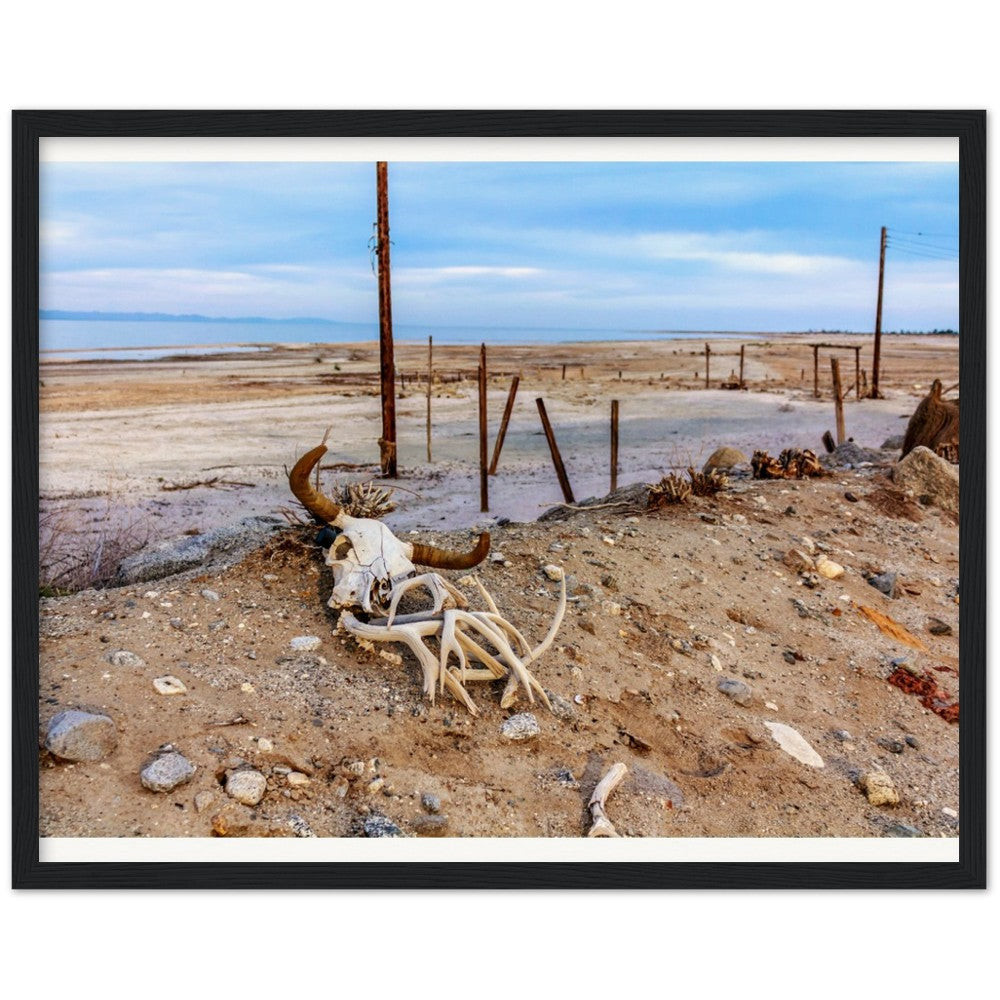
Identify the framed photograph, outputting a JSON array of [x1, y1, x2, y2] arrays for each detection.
[[12, 111, 984, 889]]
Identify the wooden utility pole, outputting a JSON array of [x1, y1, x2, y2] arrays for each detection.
[[426, 335, 433, 462], [489, 375, 520, 475], [610, 400, 619, 493], [375, 162, 397, 477], [478, 344, 488, 512], [831, 357, 846, 444], [870, 225, 887, 398]]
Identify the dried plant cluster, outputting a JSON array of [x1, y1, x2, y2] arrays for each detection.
[[647, 465, 729, 509], [751, 448, 824, 480], [687, 467, 728, 496], [332, 480, 398, 519]]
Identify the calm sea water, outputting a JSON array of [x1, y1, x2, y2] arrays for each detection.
[[40, 318, 759, 361]]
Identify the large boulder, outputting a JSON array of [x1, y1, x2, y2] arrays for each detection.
[[702, 446, 747, 474], [891, 446, 959, 515]]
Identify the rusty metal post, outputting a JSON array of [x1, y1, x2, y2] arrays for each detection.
[[871, 225, 887, 398], [813, 345, 819, 399], [831, 357, 846, 444], [536, 398, 575, 503], [704, 343, 711, 389], [479, 344, 488, 512], [610, 400, 619, 493], [488, 375, 519, 475], [426, 335, 433, 462], [739, 344, 745, 388], [854, 346, 861, 401], [375, 161, 397, 477]]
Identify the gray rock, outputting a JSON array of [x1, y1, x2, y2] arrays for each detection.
[[105, 649, 145, 668], [867, 571, 899, 599], [201, 589, 220, 601], [141, 750, 196, 792], [717, 677, 753, 706], [45, 710, 118, 762], [886, 822, 925, 837], [420, 793, 441, 814], [877, 737, 906, 754], [500, 713, 541, 741], [288, 813, 315, 838], [364, 814, 403, 838], [881, 435, 905, 451], [410, 815, 449, 837], [194, 790, 216, 813], [225, 769, 267, 806], [290, 636, 322, 652], [891, 446, 959, 515], [703, 446, 747, 474], [115, 515, 286, 585], [545, 691, 578, 721], [927, 617, 953, 636], [823, 441, 886, 468], [905, 735, 920, 749]]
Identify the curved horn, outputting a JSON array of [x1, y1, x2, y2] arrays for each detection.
[[288, 437, 342, 524], [407, 532, 491, 570]]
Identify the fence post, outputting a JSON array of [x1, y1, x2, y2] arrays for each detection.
[[610, 400, 619, 493], [704, 343, 711, 388], [489, 375, 520, 475], [479, 344, 488, 512], [536, 398, 575, 503], [426, 336, 433, 462], [831, 357, 846, 444]]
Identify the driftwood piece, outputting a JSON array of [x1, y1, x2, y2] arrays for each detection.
[[587, 762, 628, 837]]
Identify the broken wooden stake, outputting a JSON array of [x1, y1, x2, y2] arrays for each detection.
[[831, 357, 846, 444], [704, 343, 711, 389], [426, 335, 433, 462], [479, 344, 488, 512], [536, 397, 575, 503], [610, 400, 619, 493], [489, 375, 520, 475]]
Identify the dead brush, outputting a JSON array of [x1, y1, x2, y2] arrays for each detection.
[[687, 467, 728, 496], [647, 473, 692, 508], [39, 501, 150, 595]]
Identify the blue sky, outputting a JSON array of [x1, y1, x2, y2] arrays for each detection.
[[40, 160, 959, 331]]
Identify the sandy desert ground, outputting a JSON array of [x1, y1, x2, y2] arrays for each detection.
[[35, 333, 962, 841]]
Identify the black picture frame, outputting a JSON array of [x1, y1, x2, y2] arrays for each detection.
[[12, 110, 986, 889]]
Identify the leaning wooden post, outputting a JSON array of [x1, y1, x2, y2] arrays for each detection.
[[831, 357, 846, 444], [536, 398, 575, 503], [854, 346, 861, 400], [478, 343, 488, 512], [610, 400, 619, 493], [561, 363, 567, 380], [375, 161, 397, 478], [812, 345, 819, 398], [426, 335, 433, 462], [739, 344, 746, 388], [489, 375, 520, 475], [704, 343, 711, 389]]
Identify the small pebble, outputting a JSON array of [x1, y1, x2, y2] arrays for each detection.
[[421, 792, 441, 814], [257, 737, 274, 752], [194, 791, 215, 813], [942, 807, 958, 819], [141, 751, 196, 793], [904, 735, 920, 749], [500, 713, 541, 741], [764, 722, 824, 768], [717, 677, 753, 706], [152, 675, 187, 696], [287, 772, 311, 787], [877, 737, 906, 754], [542, 564, 564, 581], [815, 556, 844, 580], [225, 769, 267, 806], [45, 710, 118, 762], [290, 636, 322, 652], [364, 815, 402, 838], [201, 589, 220, 601], [859, 771, 899, 806], [104, 649, 145, 668], [927, 617, 953, 636], [410, 815, 449, 837]]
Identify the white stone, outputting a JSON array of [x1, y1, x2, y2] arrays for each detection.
[[500, 713, 541, 741], [257, 737, 274, 752], [288, 772, 311, 787], [226, 770, 267, 806], [942, 806, 958, 818], [542, 564, 564, 581], [152, 675, 187, 695], [815, 556, 845, 580], [710, 654, 723, 672], [764, 722, 824, 768], [290, 635, 322, 652]]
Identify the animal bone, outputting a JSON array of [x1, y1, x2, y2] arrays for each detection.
[[587, 762, 628, 837], [290, 433, 565, 713]]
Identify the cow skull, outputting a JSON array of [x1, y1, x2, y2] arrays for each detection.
[[288, 433, 490, 615]]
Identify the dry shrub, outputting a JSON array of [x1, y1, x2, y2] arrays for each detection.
[[39, 501, 150, 595], [648, 474, 691, 508], [688, 467, 728, 496]]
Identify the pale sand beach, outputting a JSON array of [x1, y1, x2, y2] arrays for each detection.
[[37, 332, 961, 841]]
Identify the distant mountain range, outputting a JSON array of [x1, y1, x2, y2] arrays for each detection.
[[40, 310, 337, 325]]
